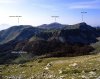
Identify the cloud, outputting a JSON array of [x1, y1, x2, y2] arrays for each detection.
[[68, 0, 100, 9]]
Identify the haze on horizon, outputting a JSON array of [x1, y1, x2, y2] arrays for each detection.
[[0, 0, 100, 30]]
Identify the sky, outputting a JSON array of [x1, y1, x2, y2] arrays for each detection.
[[0, 0, 100, 30]]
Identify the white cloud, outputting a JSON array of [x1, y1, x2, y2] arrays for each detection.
[[68, 0, 100, 9]]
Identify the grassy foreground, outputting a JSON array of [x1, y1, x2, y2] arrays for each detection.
[[0, 54, 100, 79]]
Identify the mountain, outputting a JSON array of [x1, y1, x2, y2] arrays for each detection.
[[0, 25, 43, 44], [0, 22, 100, 64], [61, 22, 98, 44], [37, 22, 98, 44], [38, 22, 66, 30], [64, 22, 95, 30]]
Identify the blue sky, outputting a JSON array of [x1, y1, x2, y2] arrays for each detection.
[[0, 0, 100, 29]]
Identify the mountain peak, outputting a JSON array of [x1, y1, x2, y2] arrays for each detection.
[[78, 22, 87, 26], [72, 22, 96, 31], [38, 22, 65, 30], [49, 22, 62, 25], [75, 22, 87, 26]]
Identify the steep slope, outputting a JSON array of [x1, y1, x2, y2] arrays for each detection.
[[0, 25, 42, 44], [58, 22, 98, 44], [0, 25, 43, 64]]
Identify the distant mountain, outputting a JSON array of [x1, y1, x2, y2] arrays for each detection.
[[0, 22, 100, 64], [38, 22, 66, 30], [0, 24, 11, 30]]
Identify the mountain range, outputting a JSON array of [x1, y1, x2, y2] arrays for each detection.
[[0, 22, 100, 64]]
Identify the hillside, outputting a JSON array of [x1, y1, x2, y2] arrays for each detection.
[[0, 22, 100, 79], [0, 25, 43, 44], [0, 22, 99, 45], [0, 22, 100, 64], [0, 54, 100, 79]]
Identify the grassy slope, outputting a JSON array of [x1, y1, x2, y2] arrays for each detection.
[[0, 54, 100, 79], [91, 37, 100, 53]]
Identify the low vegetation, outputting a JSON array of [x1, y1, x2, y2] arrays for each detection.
[[0, 54, 100, 79]]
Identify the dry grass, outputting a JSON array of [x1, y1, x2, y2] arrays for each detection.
[[0, 54, 100, 79]]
